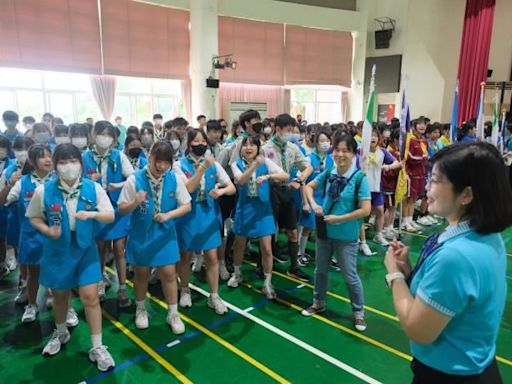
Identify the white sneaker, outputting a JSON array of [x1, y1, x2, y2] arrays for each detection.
[[167, 312, 185, 334], [191, 254, 204, 273], [373, 233, 389, 246], [416, 216, 433, 226], [14, 284, 28, 305], [354, 316, 367, 332], [410, 221, 423, 231], [219, 263, 230, 281], [207, 295, 228, 315], [179, 289, 192, 308], [66, 308, 79, 328], [227, 273, 242, 288], [22, 304, 38, 323], [368, 214, 376, 226], [359, 242, 375, 256], [135, 308, 149, 329], [6, 249, 17, 271], [382, 228, 397, 240], [42, 329, 71, 356], [402, 223, 418, 233], [426, 215, 438, 225], [102, 272, 112, 289], [262, 285, 277, 300], [98, 280, 106, 302], [148, 268, 159, 285], [89, 345, 115, 372]]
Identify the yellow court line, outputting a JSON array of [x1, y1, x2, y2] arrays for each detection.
[[105, 267, 290, 384], [240, 281, 412, 362], [102, 309, 192, 384]]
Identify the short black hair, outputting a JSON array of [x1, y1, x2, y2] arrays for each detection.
[[196, 114, 206, 121], [13, 136, 34, 151], [28, 144, 51, 169], [0, 135, 11, 150], [2, 110, 19, 122], [275, 113, 295, 129], [206, 119, 221, 132], [141, 121, 154, 129], [52, 143, 83, 170], [390, 128, 400, 143], [127, 126, 139, 136], [185, 129, 209, 155], [332, 132, 357, 154], [124, 133, 141, 148], [22, 116, 35, 124], [149, 140, 174, 164], [153, 114, 163, 120], [239, 109, 261, 128], [69, 123, 89, 138], [54, 124, 69, 137], [314, 130, 331, 145], [172, 117, 189, 128], [239, 135, 261, 158], [94, 120, 117, 137], [431, 142, 512, 234]]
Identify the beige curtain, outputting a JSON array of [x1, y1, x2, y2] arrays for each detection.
[[90, 75, 117, 121]]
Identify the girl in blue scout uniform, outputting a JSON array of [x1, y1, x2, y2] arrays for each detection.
[[82, 121, 134, 306], [297, 130, 333, 266], [227, 136, 288, 299], [6, 144, 53, 323], [119, 141, 191, 333], [26, 143, 116, 371], [69, 123, 90, 152], [301, 134, 371, 332], [54, 124, 71, 146], [0, 136, 14, 278], [174, 129, 236, 315], [0, 136, 34, 304], [32, 123, 55, 151], [166, 130, 185, 161], [124, 134, 148, 171]]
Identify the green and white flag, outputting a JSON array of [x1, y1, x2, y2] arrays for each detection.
[[360, 64, 376, 173]]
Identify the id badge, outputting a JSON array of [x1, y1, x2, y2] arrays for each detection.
[[48, 204, 63, 226]]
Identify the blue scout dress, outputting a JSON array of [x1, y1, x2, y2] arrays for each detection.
[[175, 158, 222, 252], [4, 162, 22, 247], [83, 148, 130, 240], [0, 157, 14, 238], [125, 169, 181, 266], [299, 151, 334, 229], [232, 159, 276, 238], [39, 178, 102, 290]]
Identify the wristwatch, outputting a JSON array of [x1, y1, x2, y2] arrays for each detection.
[[385, 272, 405, 288]]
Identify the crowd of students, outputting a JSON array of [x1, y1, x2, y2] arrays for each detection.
[[0, 108, 509, 383]]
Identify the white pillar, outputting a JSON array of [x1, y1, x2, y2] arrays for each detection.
[[189, 0, 219, 123]]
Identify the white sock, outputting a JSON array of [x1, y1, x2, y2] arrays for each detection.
[[234, 265, 241, 276], [56, 322, 67, 335], [264, 273, 272, 287], [119, 284, 126, 291], [136, 300, 145, 310], [91, 333, 102, 349], [168, 304, 178, 315], [299, 234, 309, 255], [210, 292, 219, 299]]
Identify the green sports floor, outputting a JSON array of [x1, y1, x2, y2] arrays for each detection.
[[1, 225, 511, 384]]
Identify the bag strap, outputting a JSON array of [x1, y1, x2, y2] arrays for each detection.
[[323, 169, 361, 215]]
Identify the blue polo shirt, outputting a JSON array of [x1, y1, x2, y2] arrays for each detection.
[[313, 163, 370, 241], [410, 221, 507, 375]]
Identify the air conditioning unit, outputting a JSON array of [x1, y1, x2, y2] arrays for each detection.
[[223, 102, 268, 125]]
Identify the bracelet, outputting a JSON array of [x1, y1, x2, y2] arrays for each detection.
[[293, 178, 303, 185]]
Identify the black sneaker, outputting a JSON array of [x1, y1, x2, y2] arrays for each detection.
[[330, 259, 340, 270], [297, 255, 309, 267], [287, 267, 309, 282], [255, 265, 264, 279]]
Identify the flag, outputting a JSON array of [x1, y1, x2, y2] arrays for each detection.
[[395, 86, 411, 207], [490, 93, 499, 147], [450, 81, 458, 143], [501, 111, 507, 154], [475, 82, 485, 140], [360, 64, 376, 174]]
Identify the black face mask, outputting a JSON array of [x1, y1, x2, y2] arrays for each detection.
[[251, 122, 264, 134], [128, 147, 142, 158], [190, 144, 208, 157]]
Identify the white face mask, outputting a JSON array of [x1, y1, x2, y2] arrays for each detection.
[[96, 134, 114, 149], [170, 139, 180, 151], [24, 123, 33, 131], [318, 142, 331, 153], [55, 136, 71, 145], [0, 149, 7, 159], [71, 137, 88, 149], [263, 126, 272, 135], [14, 150, 28, 164], [57, 163, 82, 181], [154, 119, 163, 125]]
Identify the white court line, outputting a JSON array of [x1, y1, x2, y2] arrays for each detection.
[[296, 284, 306, 289], [189, 283, 381, 384], [166, 340, 181, 348], [243, 306, 255, 312]]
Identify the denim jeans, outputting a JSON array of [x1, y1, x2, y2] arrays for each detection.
[[313, 238, 365, 317]]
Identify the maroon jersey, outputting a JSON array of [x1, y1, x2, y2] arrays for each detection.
[[405, 136, 428, 178], [382, 145, 400, 192]]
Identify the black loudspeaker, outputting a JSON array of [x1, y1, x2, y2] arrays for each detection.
[[375, 29, 392, 49], [487, 69, 493, 78], [206, 78, 219, 88]]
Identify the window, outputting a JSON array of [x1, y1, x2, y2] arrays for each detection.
[[290, 88, 342, 124]]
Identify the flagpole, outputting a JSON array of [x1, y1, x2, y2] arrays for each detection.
[[476, 82, 486, 141]]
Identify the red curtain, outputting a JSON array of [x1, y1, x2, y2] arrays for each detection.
[[457, 0, 495, 124]]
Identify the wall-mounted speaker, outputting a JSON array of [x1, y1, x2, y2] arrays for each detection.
[[206, 78, 219, 88], [375, 29, 392, 49]]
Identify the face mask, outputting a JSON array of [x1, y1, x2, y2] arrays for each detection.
[[24, 123, 33, 131], [72, 137, 88, 149], [142, 134, 153, 147], [128, 147, 142, 158], [0, 149, 7, 159], [283, 133, 300, 143], [251, 122, 263, 134], [170, 139, 180, 151], [14, 150, 28, 164], [263, 126, 272, 135], [57, 163, 82, 181], [318, 142, 331, 153], [154, 119, 162, 125], [96, 134, 113, 149], [190, 144, 208, 157], [55, 136, 71, 145], [4, 121, 17, 130], [35, 132, 51, 144], [383, 131, 391, 139]]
